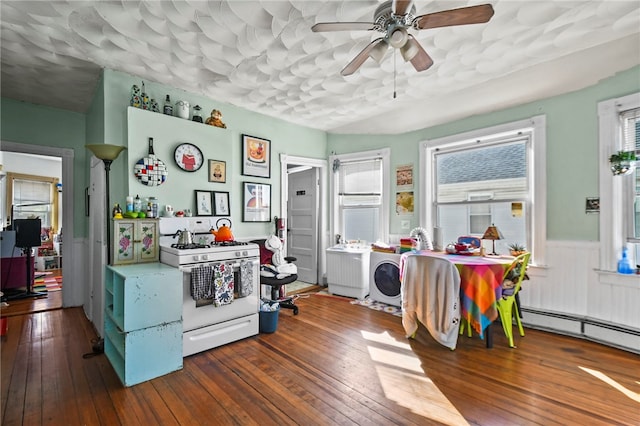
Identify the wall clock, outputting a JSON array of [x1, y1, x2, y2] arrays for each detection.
[[174, 142, 203, 172]]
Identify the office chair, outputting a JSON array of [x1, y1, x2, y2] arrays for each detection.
[[251, 236, 299, 315]]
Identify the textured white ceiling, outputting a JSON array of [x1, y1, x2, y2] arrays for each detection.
[[1, 1, 639, 135]]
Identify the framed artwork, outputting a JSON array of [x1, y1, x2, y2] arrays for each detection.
[[586, 197, 600, 214], [396, 191, 414, 215], [396, 164, 414, 190], [195, 190, 213, 216], [242, 182, 271, 222], [213, 191, 230, 216], [208, 159, 226, 183], [241, 134, 270, 178]]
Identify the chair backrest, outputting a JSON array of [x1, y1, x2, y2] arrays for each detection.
[[250, 239, 272, 265], [502, 252, 530, 298]]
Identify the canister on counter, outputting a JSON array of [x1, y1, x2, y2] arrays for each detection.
[[147, 197, 158, 218]]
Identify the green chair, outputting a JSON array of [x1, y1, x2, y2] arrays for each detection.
[[496, 252, 531, 347]]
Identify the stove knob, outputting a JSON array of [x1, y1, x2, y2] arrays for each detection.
[[201, 254, 209, 261], [234, 251, 241, 257], [192, 255, 199, 262], [242, 250, 248, 257]]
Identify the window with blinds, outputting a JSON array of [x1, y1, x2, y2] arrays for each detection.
[[336, 157, 384, 243], [8, 173, 58, 230]]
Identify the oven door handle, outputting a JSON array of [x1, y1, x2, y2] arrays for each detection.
[[179, 258, 259, 273]]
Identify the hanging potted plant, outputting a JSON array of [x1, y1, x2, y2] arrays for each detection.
[[609, 150, 637, 176]]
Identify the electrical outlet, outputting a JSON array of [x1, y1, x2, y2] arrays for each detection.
[[401, 220, 410, 230]]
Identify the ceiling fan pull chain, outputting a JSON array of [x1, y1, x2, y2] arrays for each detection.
[[393, 49, 397, 99]]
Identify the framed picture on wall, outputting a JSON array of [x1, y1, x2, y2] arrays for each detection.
[[195, 190, 213, 216], [241, 134, 270, 178], [208, 160, 226, 183], [213, 191, 230, 216], [242, 182, 271, 222]]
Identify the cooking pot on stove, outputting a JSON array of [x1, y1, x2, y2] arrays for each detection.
[[210, 218, 234, 242], [174, 229, 194, 246]]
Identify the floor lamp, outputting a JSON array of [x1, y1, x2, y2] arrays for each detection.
[[86, 144, 126, 265]]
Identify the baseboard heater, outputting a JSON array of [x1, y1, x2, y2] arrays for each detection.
[[520, 307, 640, 355]]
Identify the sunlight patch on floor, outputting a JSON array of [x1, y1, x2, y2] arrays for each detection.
[[579, 366, 640, 403], [361, 330, 469, 425]]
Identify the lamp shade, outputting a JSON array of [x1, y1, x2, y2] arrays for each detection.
[[400, 38, 419, 62], [482, 224, 504, 240], [369, 40, 389, 63], [86, 144, 126, 161]]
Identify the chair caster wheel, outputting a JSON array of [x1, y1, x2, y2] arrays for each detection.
[[293, 307, 299, 315]]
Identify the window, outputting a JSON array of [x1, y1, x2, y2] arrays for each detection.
[[7, 172, 59, 232], [330, 149, 390, 244], [598, 92, 640, 271], [420, 116, 546, 265]]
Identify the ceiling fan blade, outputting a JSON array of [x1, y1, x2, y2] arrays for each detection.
[[312, 22, 375, 32], [341, 38, 385, 76], [392, 0, 414, 16], [413, 4, 494, 30], [406, 36, 434, 72]]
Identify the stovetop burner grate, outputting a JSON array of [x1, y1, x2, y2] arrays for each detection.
[[212, 241, 249, 247], [171, 243, 211, 250]]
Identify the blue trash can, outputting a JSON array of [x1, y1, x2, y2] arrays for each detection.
[[259, 304, 280, 333]]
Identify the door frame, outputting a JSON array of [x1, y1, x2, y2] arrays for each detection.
[[280, 154, 328, 285], [1, 141, 75, 306]]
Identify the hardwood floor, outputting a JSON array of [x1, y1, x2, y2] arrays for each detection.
[[1, 270, 63, 317], [1, 291, 639, 425]]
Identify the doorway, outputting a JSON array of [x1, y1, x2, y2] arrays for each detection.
[[279, 155, 328, 286], [0, 142, 74, 312]]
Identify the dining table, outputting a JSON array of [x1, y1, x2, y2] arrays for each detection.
[[400, 250, 513, 348]]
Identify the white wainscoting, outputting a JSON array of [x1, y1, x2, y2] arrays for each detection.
[[519, 240, 640, 353]]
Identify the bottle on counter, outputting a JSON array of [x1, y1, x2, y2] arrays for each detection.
[[126, 196, 134, 213], [146, 197, 158, 218], [134, 195, 142, 213], [112, 203, 123, 219], [163, 95, 173, 115]]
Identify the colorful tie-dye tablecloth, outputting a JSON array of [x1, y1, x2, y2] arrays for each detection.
[[403, 251, 511, 338]]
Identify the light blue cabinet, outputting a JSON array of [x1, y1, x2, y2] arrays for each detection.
[[104, 263, 183, 386]]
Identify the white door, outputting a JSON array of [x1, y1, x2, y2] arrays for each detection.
[[89, 157, 106, 336], [287, 167, 318, 284]]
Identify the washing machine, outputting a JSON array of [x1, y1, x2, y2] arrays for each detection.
[[369, 251, 402, 306]]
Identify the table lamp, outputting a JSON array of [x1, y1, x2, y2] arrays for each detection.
[[86, 144, 126, 265], [482, 224, 503, 256]]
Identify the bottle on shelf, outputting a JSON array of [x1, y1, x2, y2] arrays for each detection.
[[192, 105, 203, 123], [126, 196, 134, 213], [134, 195, 142, 213], [141, 81, 150, 110], [163, 95, 173, 115]]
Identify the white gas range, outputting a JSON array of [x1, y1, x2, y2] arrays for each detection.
[[158, 217, 260, 357]]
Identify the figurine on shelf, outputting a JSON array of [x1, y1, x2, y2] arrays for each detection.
[[130, 85, 141, 108], [205, 109, 227, 128]]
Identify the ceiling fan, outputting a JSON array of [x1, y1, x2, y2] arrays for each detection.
[[312, 0, 494, 76]]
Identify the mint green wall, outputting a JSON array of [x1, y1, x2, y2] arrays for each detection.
[[0, 98, 88, 237], [327, 66, 640, 241], [101, 69, 328, 235]]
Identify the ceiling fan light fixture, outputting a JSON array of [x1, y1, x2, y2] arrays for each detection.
[[389, 28, 408, 48], [369, 40, 389, 63], [400, 40, 419, 61]]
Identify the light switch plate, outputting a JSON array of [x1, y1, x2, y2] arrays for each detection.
[[401, 220, 410, 229]]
